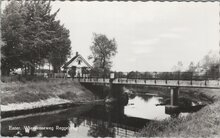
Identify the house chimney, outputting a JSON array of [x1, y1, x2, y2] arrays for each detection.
[[76, 52, 79, 56]]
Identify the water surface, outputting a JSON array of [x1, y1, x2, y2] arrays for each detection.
[[1, 94, 201, 137]]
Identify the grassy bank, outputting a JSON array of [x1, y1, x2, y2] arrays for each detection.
[[138, 88, 220, 137], [1, 79, 95, 111]]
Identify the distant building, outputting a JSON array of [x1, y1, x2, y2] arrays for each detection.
[[62, 52, 92, 77]]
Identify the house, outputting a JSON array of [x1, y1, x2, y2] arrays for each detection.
[[62, 52, 92, 77]]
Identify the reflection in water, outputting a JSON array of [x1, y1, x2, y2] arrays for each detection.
[[1, 94, 205, 137], [1, 104, 94, 137], [125, 95, 170, 120], [39, 120, 70, 137], [1, 103, 150, 137], [87, 121, 115, 137]]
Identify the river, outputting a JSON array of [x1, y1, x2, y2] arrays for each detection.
[[1, 93, 203, 137]]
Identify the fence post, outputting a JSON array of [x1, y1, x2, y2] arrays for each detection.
[[205, 72, 207, 85], [135, 71, 137, 83], [103, 73, 105, 82], [177, 72, 180, 85], [144, 72, 146, 83], [165, 72, 168, 84], [118, 72, 120, 82]]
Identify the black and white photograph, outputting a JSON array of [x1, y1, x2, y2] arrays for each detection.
[[1, 0, 220, 137]]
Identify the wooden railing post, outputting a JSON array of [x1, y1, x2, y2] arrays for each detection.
[[103, 74, 105, 82], [165, 72, 168, 84], [177, 72, 180, 85], [126, 72, 128, 83], [135, 71, 137, 83], [144, 72, 146, 83]]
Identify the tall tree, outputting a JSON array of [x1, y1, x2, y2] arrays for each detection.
[[172, 61, 184, 72], [48, 21, 71, 73], [201, 51, 218, 71], [188, 62, 196, 72], [200, 51, 219, 79], [1, 0, 71, 75], [20, 0, 60, 74], [89, 33, 117, 77], [1, 0, 25, 75]]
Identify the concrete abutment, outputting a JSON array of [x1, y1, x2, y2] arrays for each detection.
[[165, 87, 180, 117], [170, 87, 179, 106], [81, 82, 128, 105]]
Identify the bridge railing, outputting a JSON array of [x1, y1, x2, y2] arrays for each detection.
[[115, 71, 219, 80], [82, 71, 219, 81]]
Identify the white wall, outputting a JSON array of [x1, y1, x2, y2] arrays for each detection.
[[67, 56, 89, 68]]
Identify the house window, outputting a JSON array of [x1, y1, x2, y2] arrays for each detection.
[[78, 60, 81, 65]]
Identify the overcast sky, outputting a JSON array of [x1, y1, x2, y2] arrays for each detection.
[[2, 1, 220, 72]]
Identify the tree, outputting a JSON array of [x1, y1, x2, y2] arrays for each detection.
[[1, 0, 25, 75], [201, 51, 218, 70], [48, 22, 71, 73], [87, 123, 115, 137], [16, 0, 52, 75], [1, 0, 71, 75], [188, 62, 196, 72], [172, 61, 184, 72], [89, 33, 117, 77], [127, 71, 142, 79], [200, 51, 219, 79], [20, 0, 71, 74]]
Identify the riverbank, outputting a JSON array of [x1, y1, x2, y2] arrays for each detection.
[[138, 88, 220, 137], [1, 79, 96, 114]]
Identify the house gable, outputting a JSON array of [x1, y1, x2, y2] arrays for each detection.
[[63, 54, 92, 69], [68, 56, 88, 68]]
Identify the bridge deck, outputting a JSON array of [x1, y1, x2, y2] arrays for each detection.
[[79, 78, 220, 89]]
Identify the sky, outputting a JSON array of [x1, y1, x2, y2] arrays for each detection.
[[2, 1, 220, 72]]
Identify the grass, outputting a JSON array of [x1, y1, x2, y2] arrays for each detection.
[[1, 78, 95, 105], [138, 88, 220, 137]]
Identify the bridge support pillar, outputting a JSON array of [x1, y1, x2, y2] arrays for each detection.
[[170, 87, 179, 106], [165, 87, 180, 117], [105, 78, 117, 103]]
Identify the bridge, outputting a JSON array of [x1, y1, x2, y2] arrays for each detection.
[[79, 71, 220, 89], [79, 78, 220, 89], [79, 71, 219, 109]]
